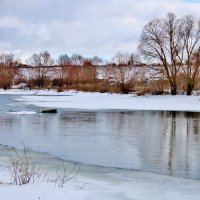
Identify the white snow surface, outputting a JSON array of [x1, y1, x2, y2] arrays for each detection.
[[0, 89, 200, 112], [0, 165, 200, 200], [1, 89, 200, 199]]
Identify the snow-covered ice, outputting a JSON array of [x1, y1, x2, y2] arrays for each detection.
[[1, 89, 200, 112]]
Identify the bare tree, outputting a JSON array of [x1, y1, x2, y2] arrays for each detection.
[[108, 64, 140, 94], [71, 53, 84, 66], [0, 53, 19, 89], [91, 56, 103, 66], [55, 54, 72, 87], [108, 52, 142, 93], [57, 54, 72, 66], [28, 51, 54, 87], [40, 51, 54, 66], [0, 53, 15, 65], [113, 51, 130, 65], [138, 13, 184, 95], [129, 53, 140, 65], [179, 16, 200, 95]]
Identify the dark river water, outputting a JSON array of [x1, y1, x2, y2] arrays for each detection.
[[0, 94, 200, 180]]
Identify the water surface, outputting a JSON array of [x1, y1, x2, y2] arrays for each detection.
[[0, 94, 200, 180]]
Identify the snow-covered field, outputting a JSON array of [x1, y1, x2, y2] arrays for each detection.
[[1, 89, 200, 112], [1, 89, 200, 200]]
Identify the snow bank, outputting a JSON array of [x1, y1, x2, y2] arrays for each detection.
[[1, 89, 200, 112], [0, 165, 200, 200]]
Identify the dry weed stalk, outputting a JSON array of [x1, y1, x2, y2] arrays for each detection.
[[6, 145, 41, 185]]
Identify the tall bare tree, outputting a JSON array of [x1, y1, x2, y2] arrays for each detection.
[[138, 13, 184, 95], [180, 15, 200, 95], [139, 13, 200, 95]]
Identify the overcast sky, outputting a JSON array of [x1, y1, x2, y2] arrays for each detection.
[[0, 0, 200, 60]]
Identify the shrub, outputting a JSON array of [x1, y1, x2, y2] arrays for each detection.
[[48, 162, 80, 188], [6, 145, 40, 185], [4, 144, 80, 187]]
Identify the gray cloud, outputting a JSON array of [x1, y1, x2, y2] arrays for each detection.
[[0, 0, 200, 60]]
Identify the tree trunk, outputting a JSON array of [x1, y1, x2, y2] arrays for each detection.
[[186, 84, 193, 95], [171, 85, 177, 95]]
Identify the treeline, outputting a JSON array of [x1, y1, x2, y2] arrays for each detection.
[[0, 13, 200, 95], [0, 51, 146, 94]]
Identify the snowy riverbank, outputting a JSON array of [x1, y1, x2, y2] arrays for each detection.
[[1, 89, 200, 112], [1, 163, 200, 200]]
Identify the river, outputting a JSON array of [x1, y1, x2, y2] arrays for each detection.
[[0, 94, 200, 180]]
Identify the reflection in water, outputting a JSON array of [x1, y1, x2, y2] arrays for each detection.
[[167, 112, 176, 174], [0, 96, 200, 180]]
